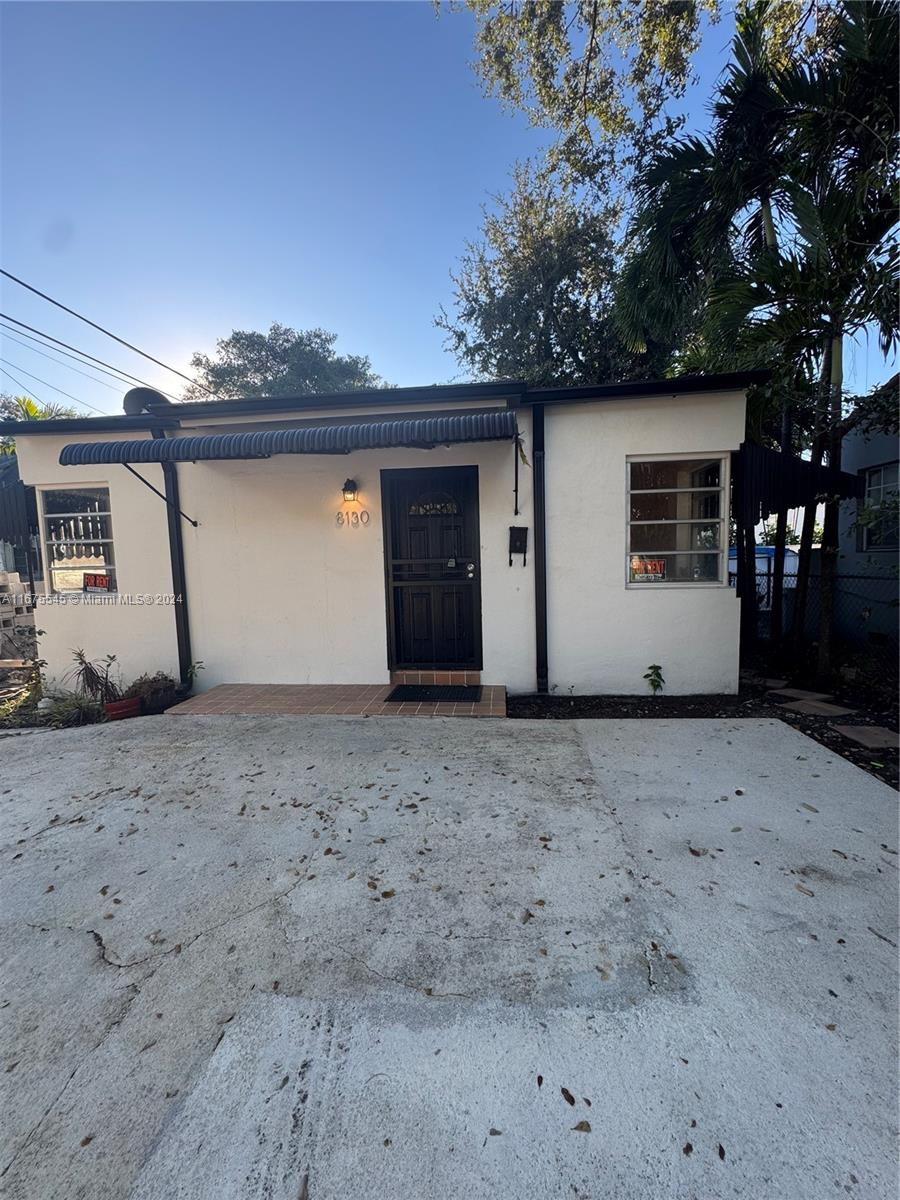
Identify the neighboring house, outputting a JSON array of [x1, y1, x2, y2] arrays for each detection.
[[832, 425, 899, 648], [0, 372, 766, 696]]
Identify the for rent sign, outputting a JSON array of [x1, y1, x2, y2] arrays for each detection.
[[83, 573, 111, 592], [630, 557, 666, 582]]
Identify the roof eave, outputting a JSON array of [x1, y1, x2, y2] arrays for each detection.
[[522, 370, 771, 405]]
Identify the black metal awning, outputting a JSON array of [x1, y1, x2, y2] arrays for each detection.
[[732, 441, 864, 526], [58, 409, 518, 466]]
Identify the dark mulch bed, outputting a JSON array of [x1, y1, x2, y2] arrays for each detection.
[[507, 683, 898, 790]]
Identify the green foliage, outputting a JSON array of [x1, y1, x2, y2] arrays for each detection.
[[616, 0, 898, 421], [0, 393, 80, 454], [460, 0, 717, 187], [66, 649, 122, 704], [184, 324, 386, 401], [186, 660, 205, 684], [40, 693, 105, 728], [757, 519, 821, 546], [124, 671, 180, 712], [643, 663, 665, 695], [459, 1, 822, 191], [437, 164, 671, 384]]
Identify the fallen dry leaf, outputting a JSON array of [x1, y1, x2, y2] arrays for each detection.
[[795, 883, 815, 897], [572, 1120, 591, 1133]]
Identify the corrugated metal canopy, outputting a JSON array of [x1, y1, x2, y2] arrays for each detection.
[[59, 409, 518, 466]]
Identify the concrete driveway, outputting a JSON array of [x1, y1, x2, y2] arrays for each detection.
[[1, 716, 897, 1200]]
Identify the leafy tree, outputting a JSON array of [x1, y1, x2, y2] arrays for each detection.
[[459, 0, 820, 191], [184, 324, 386, 401], [0, 393, 79, 455], [437, 165, 670, 384]]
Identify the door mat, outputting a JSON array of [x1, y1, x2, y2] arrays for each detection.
[[385, 684, 483, 703]]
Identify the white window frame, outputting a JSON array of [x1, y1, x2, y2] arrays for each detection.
[[860, 461, 899, 552], [37, 483, 117, 596], [625, 452, 730, 588]]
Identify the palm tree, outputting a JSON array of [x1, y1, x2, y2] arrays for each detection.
[[617, 0, 898, 679], [0, 394, 79, 454]]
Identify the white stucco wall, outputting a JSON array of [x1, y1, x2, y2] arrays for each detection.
[[12, 432, 179, 690], [176, 412, 535, 691], [545, 390, 745, 695]]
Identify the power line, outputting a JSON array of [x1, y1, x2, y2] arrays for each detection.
[[0, 326, 123, 392], [0, 268, 217, 397], [0, 313, 181, 399], [0, 358, 107, 414], [0, 365, 49, 408]]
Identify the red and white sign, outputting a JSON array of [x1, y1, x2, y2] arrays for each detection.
[[83, 572, 111, 592], [630, 557, 666, 582]]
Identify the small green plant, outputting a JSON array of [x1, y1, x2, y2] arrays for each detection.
[[66, 649, 122, 704], [186, 660, 205, 685], [41, 693, 105, 728], [644, 663, 665, 696]]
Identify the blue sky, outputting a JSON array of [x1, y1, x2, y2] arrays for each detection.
[[0, 1, 892, 417]]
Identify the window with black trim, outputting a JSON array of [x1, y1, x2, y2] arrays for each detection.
[[627, 457, 727, 583], [41, 486, 116, 593], [860, 462, 898, 551]]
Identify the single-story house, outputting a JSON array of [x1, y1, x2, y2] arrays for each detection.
[[0, 372, 770, 696]]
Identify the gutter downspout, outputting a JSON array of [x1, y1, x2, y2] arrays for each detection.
[[532, 404, 549, 693], [151, 429, 193, 687]]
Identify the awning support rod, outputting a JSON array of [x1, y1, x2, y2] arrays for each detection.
[[122, 463, 199, 528]]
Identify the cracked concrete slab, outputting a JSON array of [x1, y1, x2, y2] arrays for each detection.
[[1, 715, 897, 1199]]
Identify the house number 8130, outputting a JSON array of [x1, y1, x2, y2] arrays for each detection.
[[336, 510, 370, 527]]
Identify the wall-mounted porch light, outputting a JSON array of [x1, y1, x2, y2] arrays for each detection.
[[342, 478, 359, 503]]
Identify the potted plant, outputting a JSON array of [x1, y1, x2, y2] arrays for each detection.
[[67, 649, 140, 720], [124, 671, 182, 714]]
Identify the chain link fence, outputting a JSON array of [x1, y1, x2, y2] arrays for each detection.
[[752, 569, 898, 673]]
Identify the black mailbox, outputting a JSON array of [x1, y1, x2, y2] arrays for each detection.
[[508, 526, 528, 566]]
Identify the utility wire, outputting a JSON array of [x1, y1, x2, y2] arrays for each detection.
[[0, 365, 48, 408], [0, 326, 123, 392], [0, 364, 99, 416], [0, 313, 181, 399], [0, 268, 217, 397], [0, 358, 107, 414]]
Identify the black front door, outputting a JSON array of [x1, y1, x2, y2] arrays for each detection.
[[382, 466, 482, 669]]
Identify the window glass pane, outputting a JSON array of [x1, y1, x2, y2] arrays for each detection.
[[630, 491, 721, 521], [46, 539, 115, 567], [42, 487, 110, 515], [630, 459, 721, 491], [629, 553, 721, 583], [630, 522, 721, 553], [44, 513, 114, 544]]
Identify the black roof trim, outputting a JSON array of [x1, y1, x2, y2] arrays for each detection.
[[170, 380, 526, 419], [0, 414, 179, 435], [0, 371, 768, 435], [523, 370, 771, 405]]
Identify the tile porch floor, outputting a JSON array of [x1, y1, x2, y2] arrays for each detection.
[[167, 683, 506, 718]]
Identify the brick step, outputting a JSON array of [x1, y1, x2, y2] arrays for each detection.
[[391, 670, 481, 687]]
